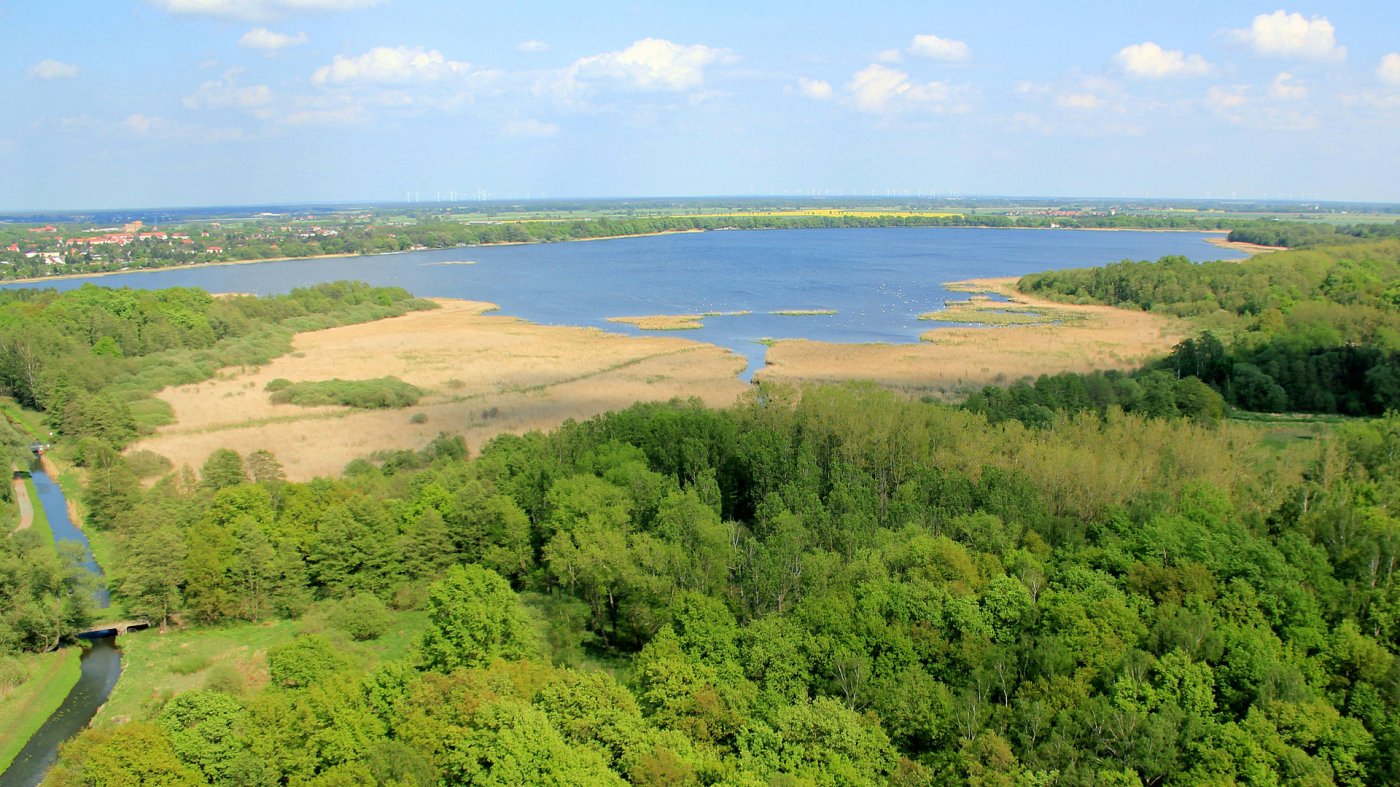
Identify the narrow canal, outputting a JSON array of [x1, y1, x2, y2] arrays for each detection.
[[0, 466, 121, 787]]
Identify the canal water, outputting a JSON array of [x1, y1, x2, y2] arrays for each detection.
[[0, 467, 120, 787]]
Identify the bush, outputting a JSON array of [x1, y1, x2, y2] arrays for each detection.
[[0, 655, 30, 695], [169, 652, 212, 675], [267, 377, 423, 409], [126, 449, 174, 480], [409, 412, 428, 424], [264, 378, 292, 392], [203, 662, 246, 695], [329, 593, 392, 641]]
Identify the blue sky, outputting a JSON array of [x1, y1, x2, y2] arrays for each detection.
[[3, 1, 1400, 209]]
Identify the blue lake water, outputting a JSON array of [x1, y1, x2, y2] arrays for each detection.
[[1, 227, 1243, 378]]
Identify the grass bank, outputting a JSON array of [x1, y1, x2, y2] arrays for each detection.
[[0, 649, 81, 773], [96, 610, 429, 726]]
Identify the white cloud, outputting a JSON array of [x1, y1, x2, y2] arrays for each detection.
[[1206, 85, 1250, 112], [1379, 53, 1400, 86], [122, 114, 164, 134], [1270, 72, 1307, 100], [148, 0, 381, 22], [1114, 42, 1211, 78], [312, 46, 472, 86], [501, 119, 559, 138], [516, 40, 550, 53], [184, 69, 274, 110], [571, 38, 735, 92], [794, 77, 833, 100], [908, 33, 970, 62], [847, 63, 959, 114], [1056, 92, 1102, 110], [1229, 11, 1346, 60], [27, 60, 80, 79], [238, 27, 308, 51]]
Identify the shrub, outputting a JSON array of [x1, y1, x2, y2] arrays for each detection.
[[329, 593, 392, 641], [169, 652, 212, 675], [267, 377, 423, 409]]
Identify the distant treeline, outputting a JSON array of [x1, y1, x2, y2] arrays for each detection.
[[1, 212, 1247, 281], [1015, 241, 1400, 416], [1227, 220, 1400, 249]]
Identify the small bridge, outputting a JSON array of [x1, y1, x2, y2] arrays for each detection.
[[77, 619, 151, 638]]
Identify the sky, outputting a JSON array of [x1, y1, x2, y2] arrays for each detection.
[[3, 1, 1400, 210]]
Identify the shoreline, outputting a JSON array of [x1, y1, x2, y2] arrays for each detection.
[[0, 225, 1231, 286], [1206, 237, 1287, 255]]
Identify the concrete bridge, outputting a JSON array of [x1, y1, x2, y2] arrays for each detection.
[[76, 619, 151, 638]]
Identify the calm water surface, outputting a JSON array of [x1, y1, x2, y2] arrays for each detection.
[[2, 227, 1243, 378]]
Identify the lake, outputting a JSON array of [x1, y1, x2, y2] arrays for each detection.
[[1, 227, 1243, 378]]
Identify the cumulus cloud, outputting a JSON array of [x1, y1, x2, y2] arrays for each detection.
[[1114, 42, 1211, 78], [1270, 72, 1307, 100], [571, 38, 736, 92], [1379, 53, 1400, 86], [1206, 85, 1250, 112], [148, 0, 381, 21], [516, 40, 550, 53], [184, 69, 274, 110], [501, 118, 559, 138], [1229, 11, 1346, 60], [908, 33, 971, 62], [1056, 92, 1102, 110], [27, 60, 80, 79], [122, 113, 164, 134], [793, 77, 833, 100], [312, 46, 472, 86], [847, 63, 958, 114], [239, 27, 308, 51]]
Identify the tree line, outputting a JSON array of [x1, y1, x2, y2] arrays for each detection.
[[1020, 242, 1400, 416]]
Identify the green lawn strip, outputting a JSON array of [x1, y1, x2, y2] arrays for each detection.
[[0, 648, 82, 772], [96, 609, 429, 726]]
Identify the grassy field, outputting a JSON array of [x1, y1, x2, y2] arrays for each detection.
[[97, 609, 430, 725], [0, 649, 81, 773]]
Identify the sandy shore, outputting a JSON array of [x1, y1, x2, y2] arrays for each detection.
[[134, 298, 749, 480], [756, 277, 1185, 398], [1206, 237, 1286, 256]]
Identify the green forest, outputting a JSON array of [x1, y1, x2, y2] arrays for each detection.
[[15, 388, 1400, 785], [1, 237, 1398, 784], [1018, 241, 1400, 418]]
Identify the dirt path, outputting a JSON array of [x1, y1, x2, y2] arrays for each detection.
[[13, 476, 33, 531]]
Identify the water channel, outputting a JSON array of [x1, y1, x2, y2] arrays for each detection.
[[0, 466, 119, 787]]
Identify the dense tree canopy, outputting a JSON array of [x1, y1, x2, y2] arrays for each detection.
[[28, 386, 1400, 785]]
